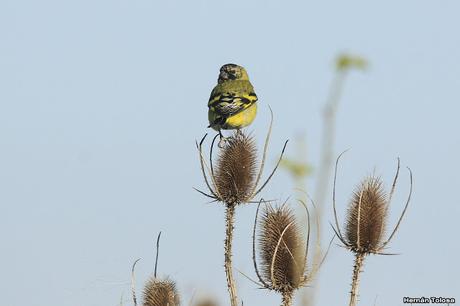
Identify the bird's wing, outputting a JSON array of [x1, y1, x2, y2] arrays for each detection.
[[208, 90, 258, 117]]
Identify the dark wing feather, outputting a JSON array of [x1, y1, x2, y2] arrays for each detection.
[[209, 91, 257, 117]]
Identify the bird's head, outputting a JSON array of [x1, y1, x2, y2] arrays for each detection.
[[218, 64, 249, 83]]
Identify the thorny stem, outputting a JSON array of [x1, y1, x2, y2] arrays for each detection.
[[349, 253, 365, 306], [224, 204, 238, 306], [281, 290, 294, 306]]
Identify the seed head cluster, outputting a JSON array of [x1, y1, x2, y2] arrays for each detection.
[[215, 133, 257, 205], [258, 204, 306, 292], [345, 176, 388, 254], [143, 278, 180, 306]]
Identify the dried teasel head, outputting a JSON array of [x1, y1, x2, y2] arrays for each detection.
[[131, 233, 181, 306], [332, 153, 413, 255], [258, 204, 305, 291], [196, 109, 288, 206], [143, 278, 180, 306], [252, 201, 332, 291], [344, 176, 388, 253], [132, 263, 181, 306], [214, 132, 257, 204], [251, 200, 334, 305]]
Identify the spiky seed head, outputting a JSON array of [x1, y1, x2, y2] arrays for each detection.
[[345, 176, 388, 254], [258, 204, 306, 292], [143, 278, 180, 306], [215, 132, 257, 205]]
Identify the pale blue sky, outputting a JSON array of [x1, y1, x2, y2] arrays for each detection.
[[1, 1, 459, 306]]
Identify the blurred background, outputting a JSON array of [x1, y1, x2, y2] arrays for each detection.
[[1, 1, 459, 305]]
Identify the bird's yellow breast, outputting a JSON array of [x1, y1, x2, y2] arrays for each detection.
[[221, 103, 257, 130]]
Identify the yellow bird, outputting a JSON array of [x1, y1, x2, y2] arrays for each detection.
[[208, 64, 258, 139]]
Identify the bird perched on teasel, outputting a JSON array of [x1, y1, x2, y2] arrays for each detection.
[[207, 63, 258, 146]]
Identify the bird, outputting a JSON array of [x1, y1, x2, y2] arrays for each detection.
[[207, 64, 258, 145]]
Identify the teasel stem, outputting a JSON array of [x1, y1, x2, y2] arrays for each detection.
[[224, 204, 238, 306], [349, 253, 365, 306], [281, 290, 294, 306]]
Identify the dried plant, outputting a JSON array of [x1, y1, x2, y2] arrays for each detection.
[[252, 200, 332, 306], [131, 233, 181, 306], [119, 57, 417, 306], [344, 176, 388, 253], [143, 278, 180, 306], [196, 110, 288, 306], [213, 132, 258, 205], [331, 153, 413, 306], [196, 110, 288, 206]]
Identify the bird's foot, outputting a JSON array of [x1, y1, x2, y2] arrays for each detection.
[[218, 136, 228, 148]]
